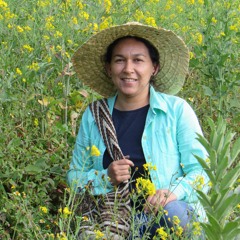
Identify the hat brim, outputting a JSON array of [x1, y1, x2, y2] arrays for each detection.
[[72, 23, 189, 97]]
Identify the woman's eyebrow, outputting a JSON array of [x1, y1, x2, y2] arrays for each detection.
[[113, 53, 146, 58]]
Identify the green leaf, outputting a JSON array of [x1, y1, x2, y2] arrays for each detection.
[[214, 132, 225, 155], [222, 221, 240, 239], [201, 223, 219, 240], [231, 136, 240, 164], [215, 155, 228, 181], [196, 190, 215, 215], [25, 165, 43, 174], [210, 192, 221, 206], [218, 136, 231, 162], [196, 133, 211, 153], [202, 85, 213, 97], [220, 165, 240, 191], [194, 154, 215, 179], [207, 213, 222, 232], [215, 194, 239, 223]]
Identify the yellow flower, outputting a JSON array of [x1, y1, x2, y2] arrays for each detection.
[[82, 216, 89, 221], [195, 32, 203, 45], [82, 11, 89, 20], [77, 1, 84, 9], [0, 0, 8, 8], [43, 35, 50, 40], [47, 233, 55, 239], [7, 23, 13, 29], [192, 221, 202, 236], [23, 26, 31, 31], [134, 9, 144, 22], [28, 62, 39, 71], [175, 226, 183, 236], [211, 17, 217, 24], [23, 44, 34, 52], [63, 206, 72, 216], [13, 191, 21, 196], [198, 0, 204, 4], [72, 17, 78, 25], [143, 163, 157, 171], [34, 118, 39, 127], [94, 230, 104, 239], [192, 175, 205, 190], [40, 206, 48, 214], [173, 23, 180, 29], [45, 22, 55, 30], [54, 30, 62, 38], [208, 181, 213, 187], [172, 215, 181, 225], [57, 231, 67, 240], [99, 16, 112, 30], [177, 5, 183, 13], [156, 227, 168, 240], [182, 26, 190, 32], [56, 45, 62, 51], [5, 11, 16, 19], [220, 31, 225, 37], [145, 17, 157, 27], [136, 177, 156, 196], [229, 25, 238, 31], [16, 68, 22, 75], [90, 145, 101, 157], [187, 0, 195, 4], [164, 210, 168, 216], [104, 0, 112, 14], [16, 25, 24, 32]]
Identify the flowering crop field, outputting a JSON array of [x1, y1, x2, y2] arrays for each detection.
[[0, 0, 239, 239]]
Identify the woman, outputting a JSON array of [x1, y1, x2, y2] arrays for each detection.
[[67, 22, 208, 239]]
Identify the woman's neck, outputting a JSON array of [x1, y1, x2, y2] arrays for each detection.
[[114, 92, 150, 111]]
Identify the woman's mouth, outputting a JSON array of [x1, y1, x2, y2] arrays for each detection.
[[121, 78, 137, 82]]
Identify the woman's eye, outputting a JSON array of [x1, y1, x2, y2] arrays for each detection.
[[134, 59, 143, 62], [115, 58, 124, 63]]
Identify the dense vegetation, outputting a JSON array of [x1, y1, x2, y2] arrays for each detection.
[[0, 0, 239, 239]]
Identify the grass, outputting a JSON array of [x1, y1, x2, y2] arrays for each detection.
[[0, 0, 239, 239]]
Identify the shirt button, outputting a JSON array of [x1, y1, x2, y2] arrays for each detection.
[[143, 136, 147, 140], [147, 156, 151, 159]]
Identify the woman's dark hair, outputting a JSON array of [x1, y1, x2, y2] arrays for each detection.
[[103, 36, 160, 66]]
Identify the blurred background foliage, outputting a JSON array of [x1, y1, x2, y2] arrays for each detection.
[[0, 0, 239, 239]]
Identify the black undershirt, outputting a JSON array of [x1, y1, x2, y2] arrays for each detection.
[[103, 104, 149, 193]]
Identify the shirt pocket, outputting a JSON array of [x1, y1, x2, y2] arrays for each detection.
[[154, 128, 179, 155]]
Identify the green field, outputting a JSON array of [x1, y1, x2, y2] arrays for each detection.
[[0, 0, 239, 239]]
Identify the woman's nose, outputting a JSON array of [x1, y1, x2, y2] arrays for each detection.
[[123, 60, 134, 73]]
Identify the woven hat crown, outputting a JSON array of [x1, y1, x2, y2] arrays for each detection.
[[72, 22, 189, 96]]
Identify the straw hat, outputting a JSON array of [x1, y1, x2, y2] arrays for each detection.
[[72, 22, 189, 96]]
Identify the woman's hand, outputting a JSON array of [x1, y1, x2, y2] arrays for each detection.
[[144, 189, 177, 214], [107, 158, 134, 186]]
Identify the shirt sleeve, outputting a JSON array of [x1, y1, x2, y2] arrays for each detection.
[[66, 107, 113, 195], [170, 100, 209, 202]]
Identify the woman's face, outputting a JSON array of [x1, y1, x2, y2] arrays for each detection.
[[106, 38, 158, 99]]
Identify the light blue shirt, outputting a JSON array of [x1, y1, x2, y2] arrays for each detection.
[[67, 86, 209, 219]]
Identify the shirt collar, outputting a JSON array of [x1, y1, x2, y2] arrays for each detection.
[[107, 85, 168, 114], [149, 85, 168, 114]]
